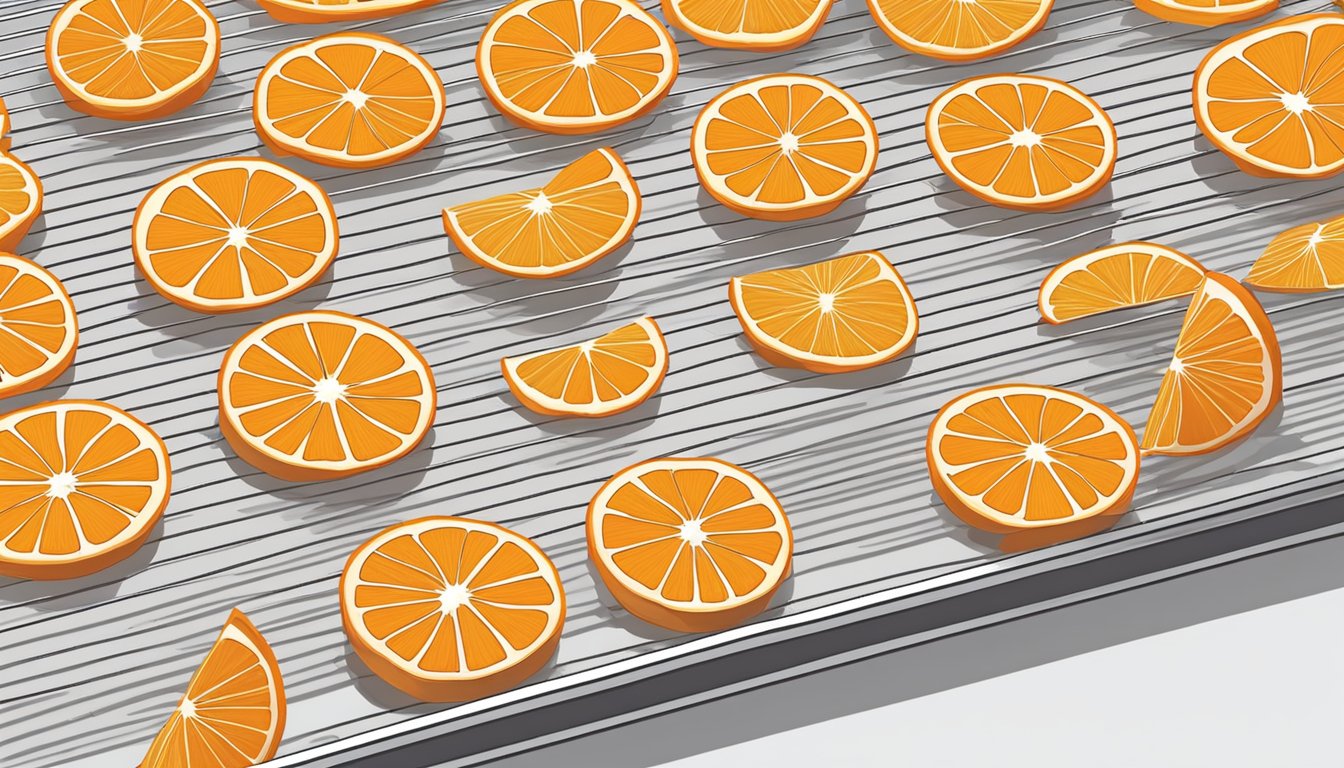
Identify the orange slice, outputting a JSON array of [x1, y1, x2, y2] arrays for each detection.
[[1134, 0, 1276, 26], [46, 0, 220, 121], [730, 251, 918, 373], [1038, 242, 1207, 324], [926, 74, 1117, 211], [0, 400, 170, 580], [253, 33, 445, 169], [927, 384, 1140, 545], [1247, 214, 1344, 292], [476, 0, 679, 134], [133, 158, 339, 314], [1142, 272, 1281, 455], [869, 0, 1054, 61], [218, 310, 436, 482], [442, 148, 640, 279], [0, 152, 42, 252], [502, 317, 667, 417], [587, 457, 792, 632], [0, 254, 78, 399], [340, 516, 565, 702], [692, 74, 879, 221], [662, 0, 832, 51], [141, 609, 286, 768], [1193, 14, 1344, 179], [0, 98, 9, 149], [257, 0, 443, 23]]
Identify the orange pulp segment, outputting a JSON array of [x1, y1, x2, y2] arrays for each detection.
[[1247, 214, 1344, 292], [502, 317, 667, 417], [662, 0, 833, 51], [0, 152, 42, 252], [1038, 242, 1207, 324], [0, 254, 78, 399], [869, 0, 1054, 61], [257, 0, 444, 23], [1134, 0, 1276, 26]]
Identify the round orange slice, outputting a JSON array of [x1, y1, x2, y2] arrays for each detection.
[[662, 0, 832, 51], [0, 254, 78, 399], [926, 74, 1117, 211], [257, 0, 443, 23], [133, 158, 339, 314], [254, 33, 445, 169], [1142, 272, 1281, 455], [927, 384, 1140, 540], [476, 0, 679, 135], [141, 608, 286, 768], [692, 74, 879, 221], [1194, 14, 1344, 179], [0, 152, 42, 253], [588, 457, 793, 632], [1134, 0, 1276, 27], [502, 317, 667, 418], [46, 0, 220, 121], [869, 0, 1054, 61], [218, 310, 436, 482], [730, 250, 918, 373], [442, 147, 640, 279], [340, 516, 565, 702], [0, 400, 171, 580], [1247, 214, 1344, 292], [1038, 242, 1207, 324]]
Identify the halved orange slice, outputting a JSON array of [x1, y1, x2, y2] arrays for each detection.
[[218, 311, 436, 482], [340, 516, 565, 702], [254, 33, 445, 169], [692, 74, 878, 221], [0, 254, 78, 399], [588, 457, 792, 632], [1038, 242, 1207, 324], [0, 152, 42, 252], [476, 0, 679, 134], [1247, 214, 1344, 292], [46, 0, 220, 121], [502, 317, 667, 417], [1142, 272, 1281, 455], [141, 609, 286, 768], [1194, 14, 1344, 179], [926, 74, 1117, 211], [869, 0, 1054, 61], [442, 148, 640, 279], [133, 158, 339, 314], [730, 251, 918, 373], [927, 384, 1140, 545], [1134, 0, 1276, 26], [0, 400, 170, 580], [662, 0, 832, 51], [257, 0, 443, 23]]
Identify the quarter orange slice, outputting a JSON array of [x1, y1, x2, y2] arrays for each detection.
[[730, 251, 918, 373], [133, 158, 338, 314], [442, 148, 640, 279], [927, 384, 1140, 545], [692, 74, 878, 221], [869, 0, 1053, 61], [588, 457, 792, 632], [926, 74, 1117, 211], [1142, 272, 1281, 455], [1038, 242, 1207, 324], [141, 609, 286, 768], [340, 516, 565, 702], [1193, 14, 1344, 179], [1134, 0, 1276, 26], [0, 254, 78, 399], [46, 0, 220, 121], [662, 0, 832, 51], [0, 400, 170, 580], [218, 311, 436, 482], [476, 0, 679, 134], [1247, 214, 1344, 292], [0, 152, 42, 252], [257, 0, 442, 22], [502, 317, 667, 417], [253, 33, 445, 169]]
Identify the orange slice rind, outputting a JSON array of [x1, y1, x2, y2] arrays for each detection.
[[0, 254, 78, 399], [1134, 0, 1276, 27], [869, 0, 1054, 61], [1247, 214, 1344, 292], [257, 0, 443, 22], [1038, 242, 1207, 324], [340, 516, 565, 702], [662, 0, 833, 51], [0, 152, 42, 252]]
